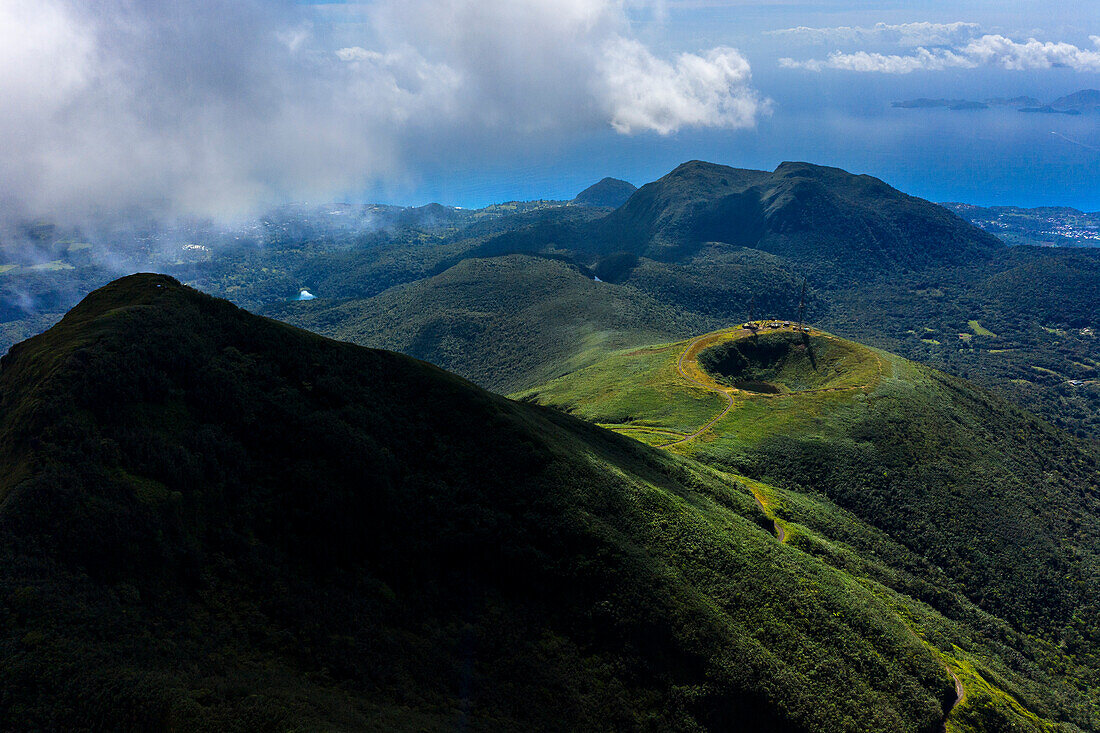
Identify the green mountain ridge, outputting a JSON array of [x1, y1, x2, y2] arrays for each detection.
[[0, 273, 1002, 731], [596, 160, 1003, 277], [440, 159, 1002, 284], [265, 160, 1100, 441]]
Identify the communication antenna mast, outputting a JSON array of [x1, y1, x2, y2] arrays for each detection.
[[797, 279, 807, 331], [748, 293, 759, 340]]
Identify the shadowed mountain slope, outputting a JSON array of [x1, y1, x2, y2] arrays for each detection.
[[0, 274, 971, 731], [597, 161, 1003, 278], [266, 254, 721, 394]]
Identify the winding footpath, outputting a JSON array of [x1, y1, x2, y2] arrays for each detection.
[[657, 331, 739, 448], [940, 670, 966, 732], [753, 494, 787, 542]]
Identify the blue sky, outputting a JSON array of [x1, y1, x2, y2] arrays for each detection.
[[1, 0, 1098, 219], [401, 1, 1100, 209]]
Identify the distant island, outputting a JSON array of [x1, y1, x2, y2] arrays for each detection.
[[1050, 88, 1100, 111], [893, 89, 1099, 114], [986, 96, 1042, 107], [1019, 105, 1081, 116]]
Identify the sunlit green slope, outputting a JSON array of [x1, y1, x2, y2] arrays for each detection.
[[517, 324, 1100, 732]]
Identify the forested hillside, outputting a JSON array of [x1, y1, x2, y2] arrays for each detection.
[[4, 161, 1100, 439], [0, 274, 974, 731]]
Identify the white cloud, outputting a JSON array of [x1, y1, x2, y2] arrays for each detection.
[[335, 45, 463, 124], [335, 47, 381, 63], [0, 0, 767, 221], [780, 48, 976, 74], [768, 21, 981, 48], [961, 34, 1100, 71], [600, 39, 767, 134], [0, 0, 401, 219], [363, 0, 767, 135], [782, 33, 1100, 73]]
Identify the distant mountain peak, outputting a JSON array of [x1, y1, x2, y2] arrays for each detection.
[[670, 159, 728, 173], [572, 177, 637, 208], [773, 160, 853, 177], [598, 159, 1001, 275]]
